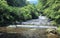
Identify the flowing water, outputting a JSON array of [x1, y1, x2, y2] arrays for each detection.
[[8, 15, 57, 29], [21, 15, 50, 25], [0, 15, 58, 38]]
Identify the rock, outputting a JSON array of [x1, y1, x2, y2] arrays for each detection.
[[46, 28, 59, 38]]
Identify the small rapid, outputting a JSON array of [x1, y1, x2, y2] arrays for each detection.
[[8, 15, 57, 29], [21, 15, 51, 26], [1, 16, 58, 38]]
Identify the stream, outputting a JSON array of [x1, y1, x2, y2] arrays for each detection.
[[0, 15, 58, 38], [21, 15, 50, 25], [9, 15, 57, 29]]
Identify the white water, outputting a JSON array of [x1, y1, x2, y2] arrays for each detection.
[[6, 16, 58, 38], [8, 25, 57, 29], [21, 16, 50, 25], [8, 16, 57, 29]]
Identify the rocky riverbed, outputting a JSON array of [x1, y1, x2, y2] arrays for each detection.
[[0, 16, 58, 38], [0, 28, 47, 38], [0, 27, 59, 38]]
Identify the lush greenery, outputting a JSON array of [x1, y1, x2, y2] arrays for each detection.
[[0, 0, 60, 29], [6, 0, 27, 7], [37, 0, 60, 32], [37, 0, 60, 26], [0, 0, 39, 26]]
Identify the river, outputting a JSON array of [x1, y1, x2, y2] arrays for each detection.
[[8, 15, 57, 29], [21, 15, 50, 25], [0, 16, 58, 38]]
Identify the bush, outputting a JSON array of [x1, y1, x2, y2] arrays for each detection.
[[0, 0, 39, 26], [37, 0, 60, 26]]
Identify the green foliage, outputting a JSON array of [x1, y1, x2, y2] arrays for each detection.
[[0, 0, 39, 26], [6, 0, 27, 7], [37, 0, 60, 26], [27, 5, 39, 19], [36, 0, 47, 13], [19, 6, 32, 21], [57, 26, 60, 32], [20, 4, 39, 20]]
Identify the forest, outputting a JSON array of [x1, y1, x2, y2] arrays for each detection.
[[0, 0, 60, 32], [36, 0, 60, 32], [0, 0, 39, 26]]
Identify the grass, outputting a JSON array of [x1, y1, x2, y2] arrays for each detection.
[[57, 27, 60, 33]]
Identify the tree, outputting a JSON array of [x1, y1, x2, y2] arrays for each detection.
[[0, 0, 39, 27], [37, 0, 60, 26], [6, 0, 27, 7]]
